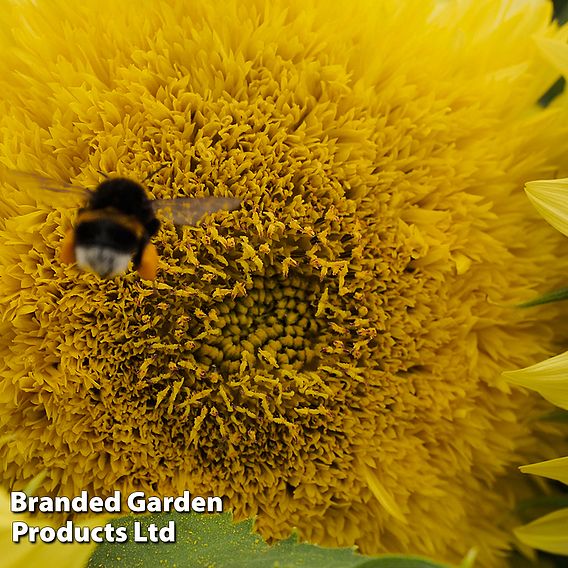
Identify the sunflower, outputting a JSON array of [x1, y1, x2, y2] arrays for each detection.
[[501, 33, 568, 560], [504, 182, 568, 557], [1, 0, 568, 566]]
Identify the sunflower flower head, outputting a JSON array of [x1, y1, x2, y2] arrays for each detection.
[[2, 1, 568, 566]]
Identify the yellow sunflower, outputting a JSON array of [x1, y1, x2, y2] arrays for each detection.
[[1, 0, 568, 566], [504, 173, 568, 556], [501, 33, 568, 560]]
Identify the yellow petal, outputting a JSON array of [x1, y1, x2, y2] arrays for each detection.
[[535, 36, 568, 78], [2, 537, 97, 568], [520, 456, 568, 485], [0, 490, 99, 568], [515, 508, 568, 555], [503, 350, 568, 409], [361, 466, 406, 523], [525, 179, 568, 238]]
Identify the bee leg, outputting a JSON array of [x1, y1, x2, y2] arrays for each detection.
[[60, 229, 76, 263], [137, 243, 159, 280]]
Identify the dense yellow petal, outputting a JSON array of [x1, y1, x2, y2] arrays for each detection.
[[1, 1, 568, 567], [361, 466, 405, 523], [503, 351, 568, 410], [514, 508, 568, 555], [525, 179, 568, 238], [535, 36, 568, 78], [519, 456, 568, 485]]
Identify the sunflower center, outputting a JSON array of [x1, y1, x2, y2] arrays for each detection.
[[198, 270, 320, 376]]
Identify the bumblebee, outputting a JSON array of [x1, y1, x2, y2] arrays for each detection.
[[2, 169, 241, 280]]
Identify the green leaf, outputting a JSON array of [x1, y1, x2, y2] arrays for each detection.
[[87, 512, 455, 568], [517, 287, 568, 307]]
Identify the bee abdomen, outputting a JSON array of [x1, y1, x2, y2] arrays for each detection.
[[73, 217, 142, 278], [74, 217, 141, 251], [75, 245, 132, 278]]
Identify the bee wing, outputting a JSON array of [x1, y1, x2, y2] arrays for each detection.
[[151, 196, 241, 225], [0, 168, 92, 200]]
